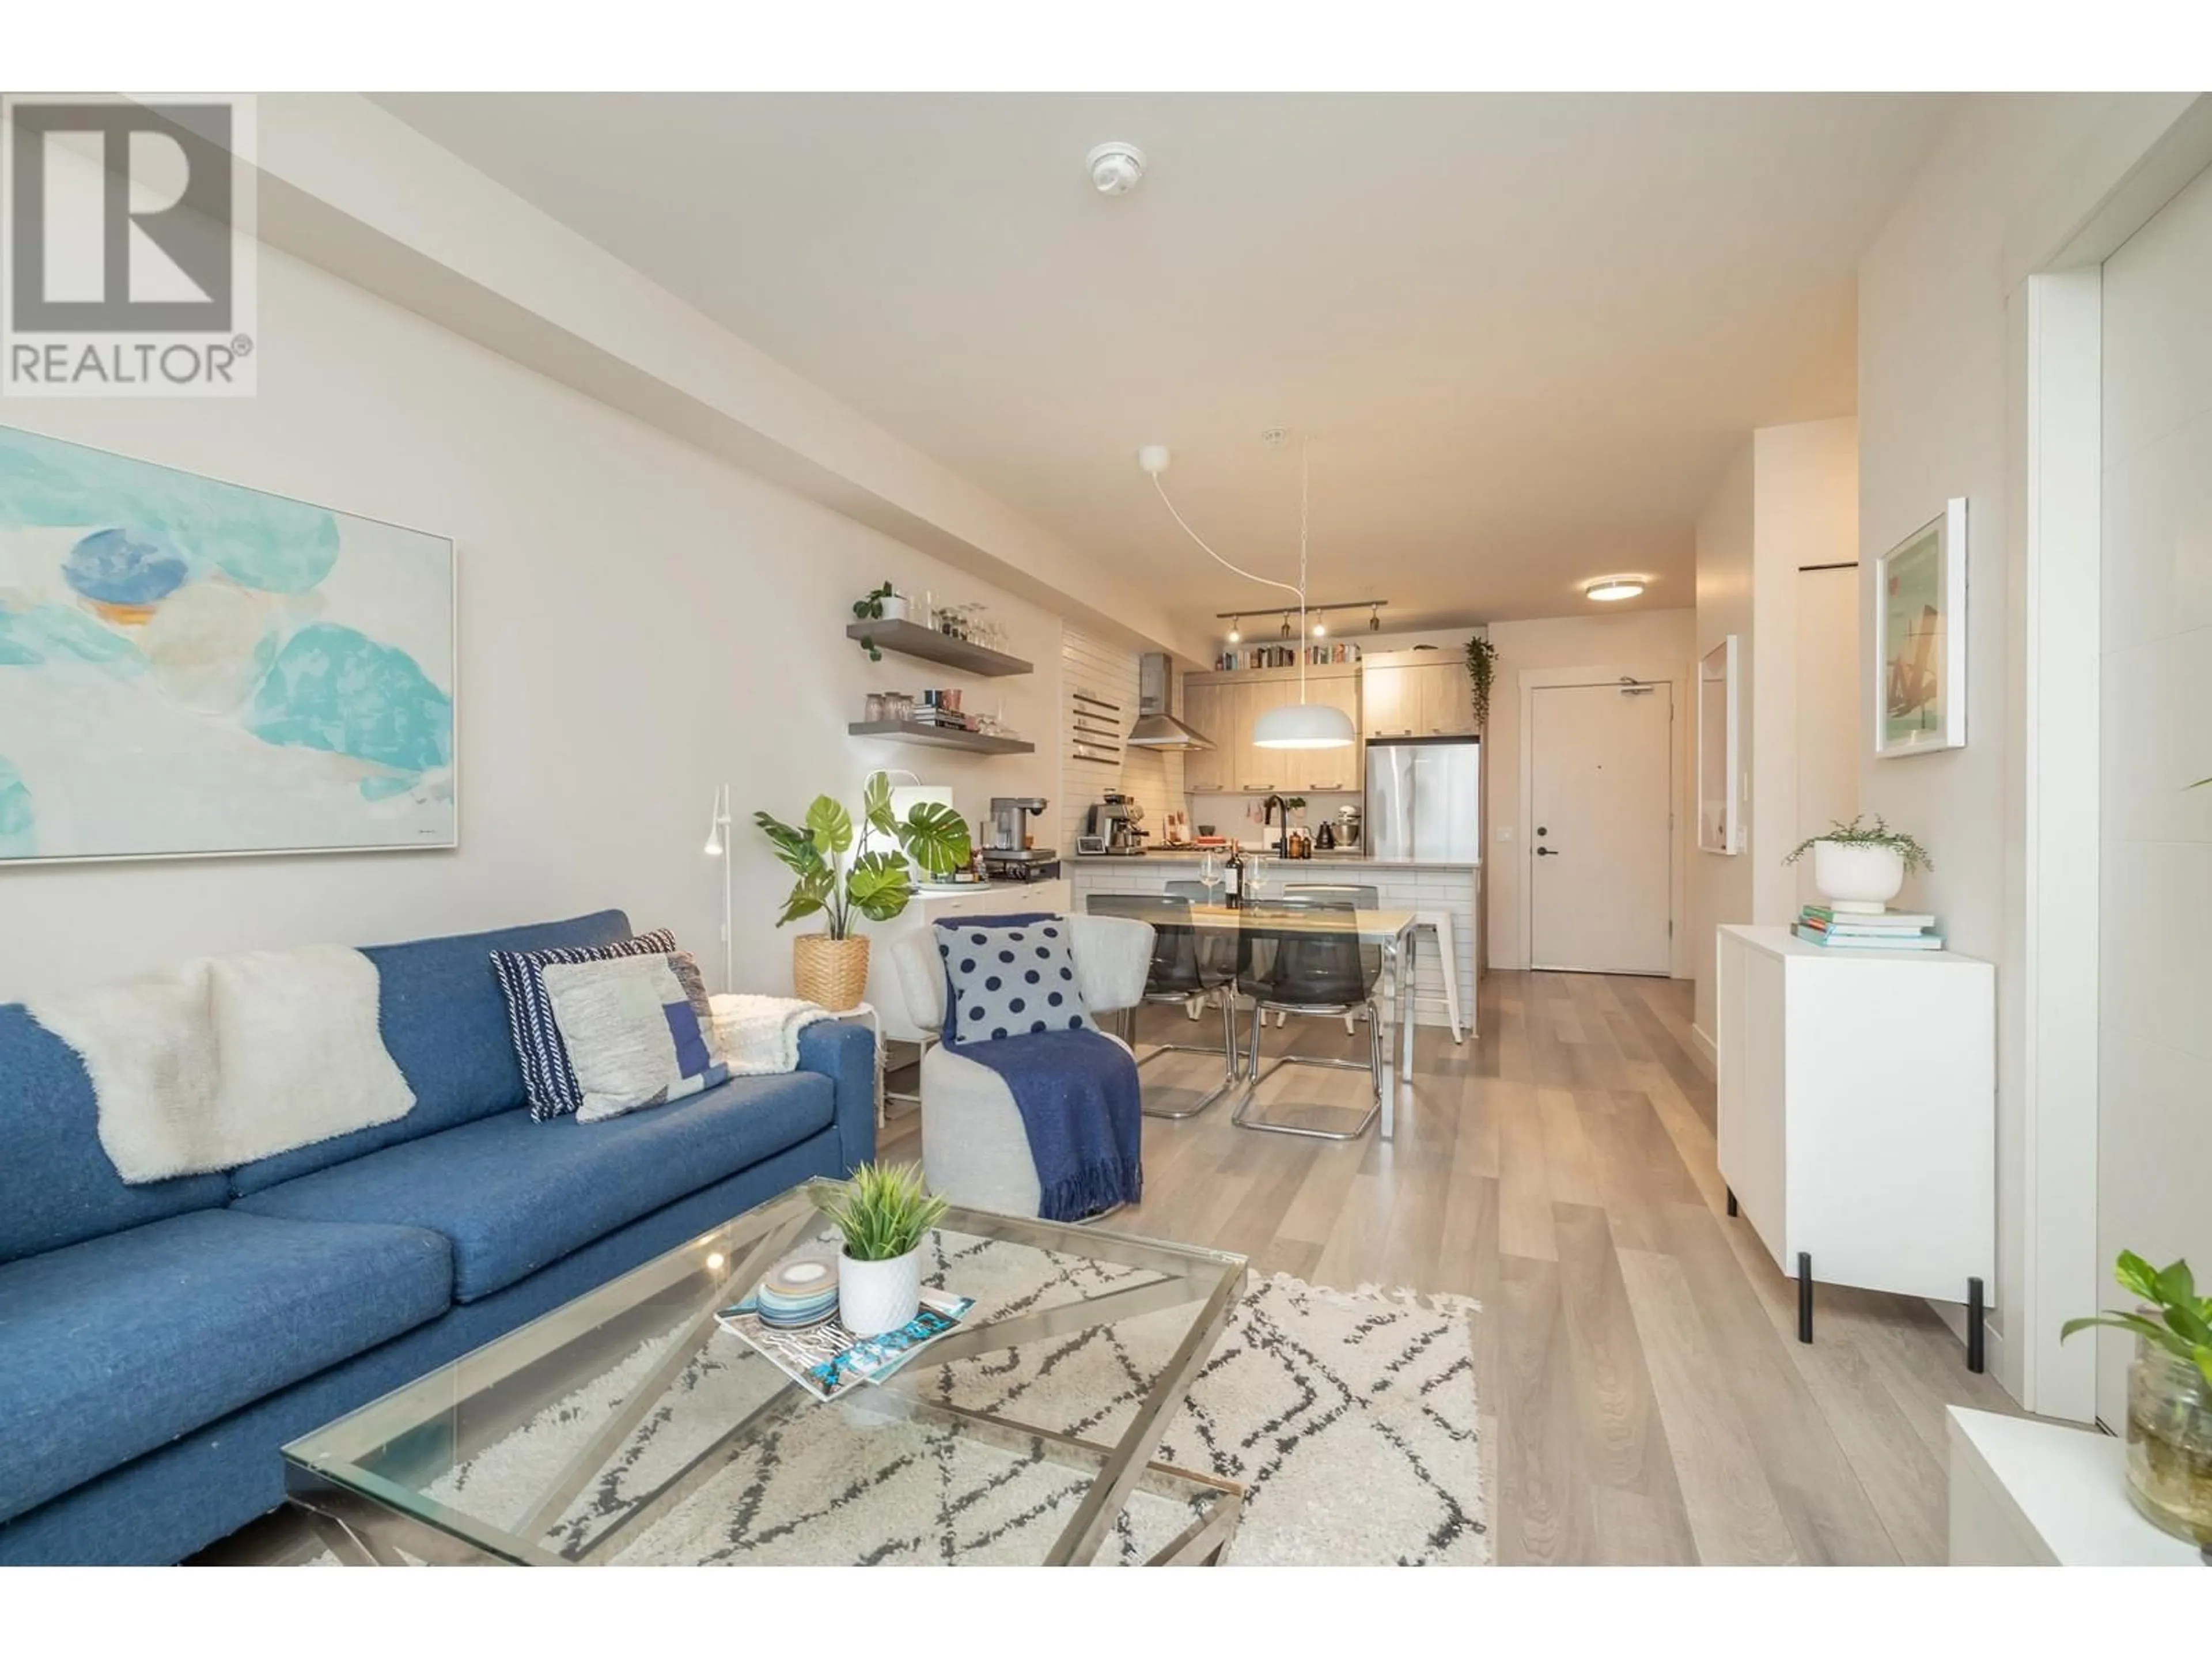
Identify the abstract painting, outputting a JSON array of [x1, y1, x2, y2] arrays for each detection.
[[1873, 497, 1967, 757], [0, 425, 454, 861]]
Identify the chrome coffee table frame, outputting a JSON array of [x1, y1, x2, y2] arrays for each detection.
[[284, 1183, 1248, 1567]]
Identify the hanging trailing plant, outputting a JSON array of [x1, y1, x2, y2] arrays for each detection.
[[1465, 634, 1497, 729]]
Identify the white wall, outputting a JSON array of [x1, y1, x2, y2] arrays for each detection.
[[1688, 421, 1859, 1044], [1484, 608, 1696, 973], [0, 242, 1065, 1001], [1856, 92, 2203, 1401], [1691, 442, 1755, 1039], [2095, 156, 2212, 1426]]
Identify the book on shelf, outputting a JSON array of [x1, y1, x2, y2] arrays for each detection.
[[715, 1285, 976, 1403], [1793, 923, 1945, 951]]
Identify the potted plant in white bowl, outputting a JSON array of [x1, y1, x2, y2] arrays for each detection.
[[754, 771, 971, 1010], [815, 1161, 948, 1337], [1782, 815, 1933, 914]]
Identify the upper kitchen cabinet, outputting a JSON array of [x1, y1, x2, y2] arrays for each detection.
[[1181, 679, 1229, 791], [1361, 660, 1418, 738], [1412, 658, 1478, 736], [1180, 666, 1363, 793], [1363, 655, 1477, 739]]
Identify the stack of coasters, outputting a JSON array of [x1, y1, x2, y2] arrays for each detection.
[[752, 1247, 840, 1329]]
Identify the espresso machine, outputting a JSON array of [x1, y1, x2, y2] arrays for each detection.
[[1085, 790, 1148, 855], [982, 797, 1059, 882]]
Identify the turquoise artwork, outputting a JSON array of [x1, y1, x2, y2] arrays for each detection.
[[0, 425, 455, 861]]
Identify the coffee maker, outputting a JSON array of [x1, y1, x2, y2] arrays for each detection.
[[1085, 790, 1147, 855], [982, 797, 1058, 881]]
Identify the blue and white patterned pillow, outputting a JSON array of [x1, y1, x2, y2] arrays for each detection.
[[540, 950, 729, 1123], [490, 928, 677, 1119], [934, 916, 1094, 1048]]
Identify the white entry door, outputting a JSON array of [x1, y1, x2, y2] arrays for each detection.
[[1528, 680, 1673, 974]]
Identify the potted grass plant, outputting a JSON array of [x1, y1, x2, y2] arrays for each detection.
[[815, 1162, 948, 1336], [1781, 814, 1933, 912], [755, 771, 971, 1010], [2062, 1250, 2212, 1545]]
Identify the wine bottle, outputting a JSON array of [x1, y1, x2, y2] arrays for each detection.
[[1224, 843, 1243, 909]]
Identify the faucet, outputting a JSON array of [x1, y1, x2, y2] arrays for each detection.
[[1261, 794, 1290, 857]]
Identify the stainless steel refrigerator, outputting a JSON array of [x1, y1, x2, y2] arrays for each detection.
[[1365, 739, 1481, 862]]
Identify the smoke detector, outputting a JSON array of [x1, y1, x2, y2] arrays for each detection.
[[1086, 142, 1146, 196]]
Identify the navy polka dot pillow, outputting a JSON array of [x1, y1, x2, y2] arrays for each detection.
[[934, 915, 1095, 1048]]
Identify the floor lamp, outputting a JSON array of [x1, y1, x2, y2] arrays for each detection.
[[702, 782, 733, 993]]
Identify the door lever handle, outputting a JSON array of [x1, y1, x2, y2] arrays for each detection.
[[1535, 846, 1560, 857]]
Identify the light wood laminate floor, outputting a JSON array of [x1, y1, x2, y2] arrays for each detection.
[[887, 969, 2016, 1566], [200, 968, 2014, 1567]]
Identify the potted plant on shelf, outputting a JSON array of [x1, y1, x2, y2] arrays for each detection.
[[1781, 814, 1932, 913], [2062, 1250, 2212, 1545], [753, 771, 970, 1009], [815, 1161, 948, 1336], [851, 581, 907, 661]]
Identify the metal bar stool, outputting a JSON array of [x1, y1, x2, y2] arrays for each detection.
[[1085, 892, 1240, 1119], [1232, 893, 1382, 1141]]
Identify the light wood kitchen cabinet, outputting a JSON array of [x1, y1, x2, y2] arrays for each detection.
[[1180, 679, 1229, 791], [1412, 658, 1478, 736], [1361, 661, 1418, 738], [1179, 668, 1364, 794]]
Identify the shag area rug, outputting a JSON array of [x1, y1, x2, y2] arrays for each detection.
[[347, 1230, 1488, 1566]]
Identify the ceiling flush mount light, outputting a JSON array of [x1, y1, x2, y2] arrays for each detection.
[[1086, 142, 1147, 196], [1139, 433, 1355, 751], [1585, 576, 1646, 603]]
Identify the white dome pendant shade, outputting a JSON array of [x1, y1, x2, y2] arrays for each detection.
[[1252, 698, 1356, 749]]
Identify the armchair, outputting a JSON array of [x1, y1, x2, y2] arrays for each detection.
[[888, 913, 1154, 1217]]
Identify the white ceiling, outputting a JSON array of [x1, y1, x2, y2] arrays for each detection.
[[374, 93, 1957, 635]]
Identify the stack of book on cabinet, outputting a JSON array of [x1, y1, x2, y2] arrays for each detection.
[[1794, 904, 1944, 951]]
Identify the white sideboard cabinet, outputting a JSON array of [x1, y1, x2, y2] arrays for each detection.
[[1714, 924, 1995, 1367]]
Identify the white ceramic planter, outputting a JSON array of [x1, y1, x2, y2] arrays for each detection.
[[838, 1245, 923, 1336], [1812, 840, 1906, 913], [878, 594, 909, 622]]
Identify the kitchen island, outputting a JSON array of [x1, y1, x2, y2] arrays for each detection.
[[1071, 853, 1479, 1033]]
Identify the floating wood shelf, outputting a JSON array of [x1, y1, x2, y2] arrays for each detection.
[[846, 719, 1037, 755], [847, 619, 1033, 677]]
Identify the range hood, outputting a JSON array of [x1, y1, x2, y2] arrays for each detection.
[[1127, 652, 1214, 750]]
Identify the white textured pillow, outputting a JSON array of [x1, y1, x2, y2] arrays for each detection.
[[540, 952, 728, 1123]]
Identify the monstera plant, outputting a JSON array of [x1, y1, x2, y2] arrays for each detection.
[[753, 772, 971, 1010], [755, 771, 970, 938]]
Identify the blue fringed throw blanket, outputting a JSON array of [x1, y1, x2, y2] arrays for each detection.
[[956, 1027, 1144, 1222]]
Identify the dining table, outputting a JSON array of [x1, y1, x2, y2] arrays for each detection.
[[1093, 895, 1419, 1140]]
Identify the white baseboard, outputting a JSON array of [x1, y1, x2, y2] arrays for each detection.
[[1690, 1022, 1716, 1064]]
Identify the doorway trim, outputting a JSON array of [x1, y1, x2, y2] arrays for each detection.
[[1518, 660, 1693, 981]]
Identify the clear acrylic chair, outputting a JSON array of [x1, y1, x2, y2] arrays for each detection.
[[1232, 892, 1383, 1141], [1084, 891, 1239, 1119]]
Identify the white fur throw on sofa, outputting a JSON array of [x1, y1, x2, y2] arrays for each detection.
[[29, 945, 415, 1184]]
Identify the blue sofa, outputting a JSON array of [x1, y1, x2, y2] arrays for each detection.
[[0, 910, 875, 1566]]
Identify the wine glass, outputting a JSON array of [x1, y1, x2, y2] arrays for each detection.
[[1198, 851, 1221, 907]]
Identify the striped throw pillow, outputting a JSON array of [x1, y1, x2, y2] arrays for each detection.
[[490, 929, 677, 1120]]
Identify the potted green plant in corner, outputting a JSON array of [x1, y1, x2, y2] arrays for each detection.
[[2063, 1251, 2212, 1544], [1781, 814, 1933, 913], [815, 1161, 948, 1336], [753, 771, 970, 1010]]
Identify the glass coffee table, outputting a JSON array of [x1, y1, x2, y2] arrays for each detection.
[[283, 1182, 1249, 1566]]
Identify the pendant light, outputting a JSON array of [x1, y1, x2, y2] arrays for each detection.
[[1137, 437, 1354, 751]]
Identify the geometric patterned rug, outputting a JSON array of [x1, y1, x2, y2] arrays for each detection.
[[374, 1231, 1489, 1566]]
